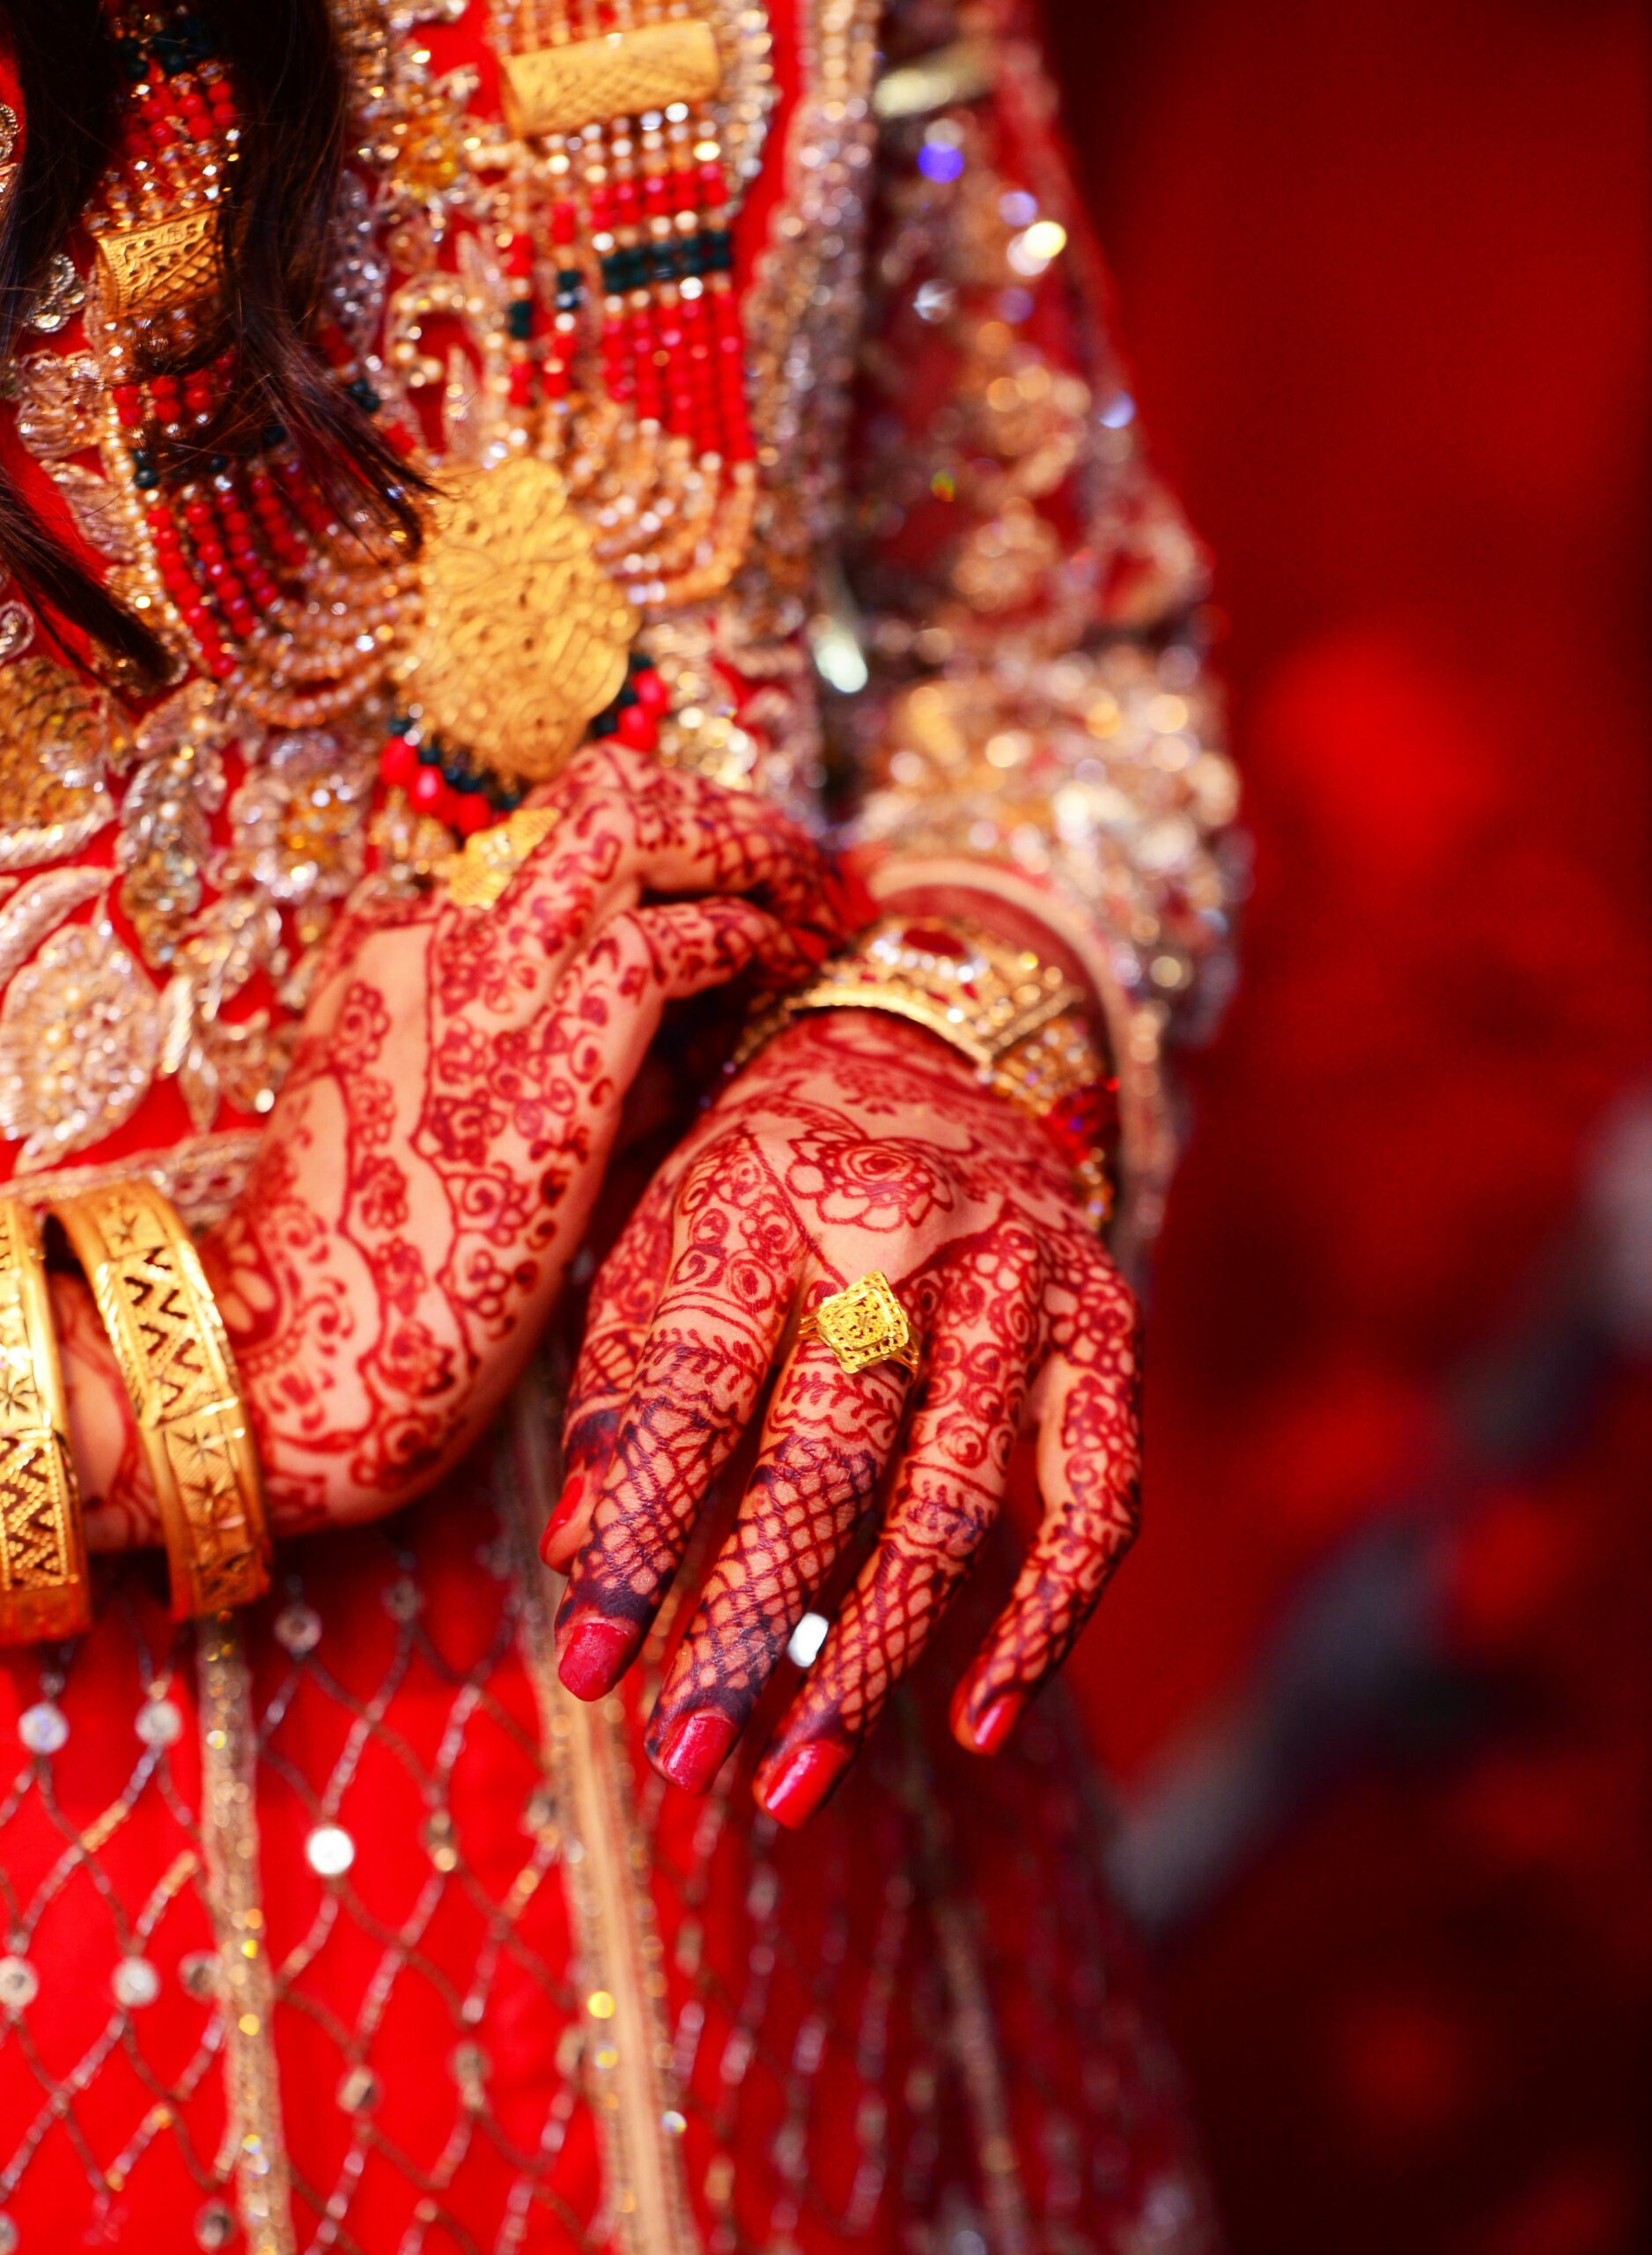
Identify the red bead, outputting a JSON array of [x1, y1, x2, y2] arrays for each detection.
[[633, 667, 668, 713], [409, 765, 447, 814], [379, 734, 419, 790], [616, 702, 659, 751], [453, 790, 493, 837]]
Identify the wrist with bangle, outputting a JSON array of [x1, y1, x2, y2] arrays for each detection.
[[736, 911, 1121, 1229], [0, 1179, 270, 1646]]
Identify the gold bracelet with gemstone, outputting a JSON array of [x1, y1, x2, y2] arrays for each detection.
[[51, 1180, 271, 1622], [0, 1198, 91, 1645], [738, 916, 1121, 1229]]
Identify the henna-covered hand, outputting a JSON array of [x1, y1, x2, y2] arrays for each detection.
[[545, 1007, 1140, 1824], [67, 746, 850, 1546]]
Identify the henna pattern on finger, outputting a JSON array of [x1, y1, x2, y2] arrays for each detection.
[[951, 1241, 1142, 1750], [753, 1226, 1043, 1809], [557, 1008, 1145, 1812]]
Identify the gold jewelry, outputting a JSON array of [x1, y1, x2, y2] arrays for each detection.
[[441, 803, 560, 911], [740, 916, 1118, 1228], [52, 1180, 270, 1622], [408, 460, 638, 792], [0, 1199, 91, 1645], [797, 1272, 920, 1377]]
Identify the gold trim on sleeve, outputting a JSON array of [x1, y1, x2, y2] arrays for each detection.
[[52, 1179, 271, 1620], [0, 1196, 91, 1644]]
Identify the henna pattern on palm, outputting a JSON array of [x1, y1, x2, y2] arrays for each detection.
[[550, 1007, 1141, 1824]]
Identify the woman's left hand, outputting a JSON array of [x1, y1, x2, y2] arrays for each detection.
[[544, 1007, 1140, 1826]]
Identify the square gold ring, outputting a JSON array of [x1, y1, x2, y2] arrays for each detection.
[[796, 1272, 920, 1377]]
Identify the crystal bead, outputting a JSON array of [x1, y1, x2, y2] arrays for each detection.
[[306, 1822, 355, 1877], [0, 2212, 18, 2252], [273, 1603, 321, 1654], [136, 1697, 184, 1747], [113, 1956, 162, 2008], [382, 1576, 423, 1621], [180, 1949, 221, 2000], [336, 2063, 380, 2113], [18, 1701, 68, 1754], [194, 2199, 236, 2248], [0, 1956, 39, 2008]]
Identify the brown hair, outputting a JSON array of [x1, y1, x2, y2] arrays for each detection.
[[0, 0, 423, 680]]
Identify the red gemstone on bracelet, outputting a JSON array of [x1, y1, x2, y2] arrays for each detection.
[[1044, 1079, 1121, 1162], [898, 923, 968, 960]]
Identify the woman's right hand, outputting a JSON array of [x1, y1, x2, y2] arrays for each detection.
[[61, 745, 850, 1547]]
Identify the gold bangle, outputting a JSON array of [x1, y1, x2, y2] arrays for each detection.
[[0, 1198, 91, 1645], [52, 1180, 270, 1622], [739, 916, 1118, 1229]]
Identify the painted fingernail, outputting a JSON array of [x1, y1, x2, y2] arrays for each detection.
[[557, 1613, 635, 1701], [757, 1741, 849, 1829], [654, 1709, 739, 1794], [961, 1689, 1027, 1756], [539, 1471, 586, 1563]]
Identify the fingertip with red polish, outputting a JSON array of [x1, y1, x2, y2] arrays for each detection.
[[951, 1682, 1027, 1756], [653, 1707, 740, 1793], [556, 1611, 638, 1701], [539, 1469, 587, 1565], [756, 1739, 850, 1828]]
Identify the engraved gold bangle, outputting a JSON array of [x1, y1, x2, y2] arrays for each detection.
[[737, 916, 1118, 1229], [52, 1180, 271, 1622], [0, 1198, 92, 1645], [796, 1272, 921, 1377]]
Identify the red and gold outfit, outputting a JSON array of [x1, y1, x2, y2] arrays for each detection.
[[0, 4, 1238, 2251]]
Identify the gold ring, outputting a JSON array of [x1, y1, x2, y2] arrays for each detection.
[[797, 1272, 920, 1377]]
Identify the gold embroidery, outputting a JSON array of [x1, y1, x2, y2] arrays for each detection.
[[409, 459, 637, 787], [501, 19, 722, 138], [94, 209, 224, 320], [196, 1616, 298, 2255]]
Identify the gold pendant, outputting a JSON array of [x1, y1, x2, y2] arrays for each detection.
[[408, 458, 636, 787], [95, 210, 223, 321]]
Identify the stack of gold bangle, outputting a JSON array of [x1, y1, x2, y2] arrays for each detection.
[[0, 1178, 270, 1645]]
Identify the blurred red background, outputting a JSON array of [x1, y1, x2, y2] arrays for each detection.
[[1042, 1, 1652, 2250]]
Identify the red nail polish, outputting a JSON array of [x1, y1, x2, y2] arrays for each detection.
[[757, 1741, 849, 1828], [557, 1614, 635, 1701], [654, 1709, 739, 1794], [539, 1471, 586, 1563], [963, 1689, 1026, 1755]]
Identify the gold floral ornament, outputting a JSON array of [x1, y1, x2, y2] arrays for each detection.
[[797, 1273, 921, 1378], [0, 655, 123, 870], [405, 459, 637, 788]]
